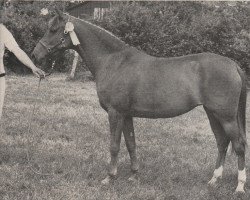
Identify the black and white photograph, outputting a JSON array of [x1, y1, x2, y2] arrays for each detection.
[[0, 0, 250, 199]]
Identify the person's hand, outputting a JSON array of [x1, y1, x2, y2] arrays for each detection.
[[32, 67, 46, 79]]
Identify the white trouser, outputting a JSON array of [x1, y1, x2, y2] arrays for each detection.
[[0, 77, 6, 120]]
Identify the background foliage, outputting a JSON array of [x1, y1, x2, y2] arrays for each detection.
[[2, 1, 250, 76], [2, 0, 68, 73], [99, 1, 250, 73]]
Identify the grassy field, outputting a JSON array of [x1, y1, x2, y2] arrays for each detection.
[[0, 74, 249, 200]]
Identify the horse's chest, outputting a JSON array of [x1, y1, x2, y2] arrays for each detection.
[[97, 82, 131, 112], [97, 87, 110, 105]]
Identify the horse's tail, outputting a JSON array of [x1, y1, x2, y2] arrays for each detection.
[[235, 66, 247, 151]]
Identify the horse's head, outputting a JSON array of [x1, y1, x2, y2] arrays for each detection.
[[32, 9, 73, 64]]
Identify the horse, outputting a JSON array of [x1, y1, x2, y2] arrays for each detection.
[[32, 9, 247, 194]]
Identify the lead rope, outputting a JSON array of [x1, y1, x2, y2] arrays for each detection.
[[25, 75, 52, 176], [25, 61, 67, 176], [26, 74, 53, 176]]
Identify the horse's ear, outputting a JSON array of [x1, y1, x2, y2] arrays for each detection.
[[55, 7, 64, 19]]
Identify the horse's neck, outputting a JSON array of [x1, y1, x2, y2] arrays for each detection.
[[73, 18, 127, 76]]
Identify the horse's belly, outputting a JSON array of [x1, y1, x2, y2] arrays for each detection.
[[131, 107, 198, 118], [130, 96, 200, 118]]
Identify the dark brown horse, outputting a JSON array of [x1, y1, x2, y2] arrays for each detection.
[[32, 10, 247, 193]]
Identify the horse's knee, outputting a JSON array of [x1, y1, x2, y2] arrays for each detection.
[[127, 143, 136, 153], [217, 140, 229, 152], [110, 144, 120, 156]]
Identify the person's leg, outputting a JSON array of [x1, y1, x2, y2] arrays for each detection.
[[0, 75, 6, 120]]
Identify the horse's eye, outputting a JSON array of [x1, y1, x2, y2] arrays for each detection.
[[64, 30, 68, 35], [61, 38, 65, 43], [48, 48, 51, 52]]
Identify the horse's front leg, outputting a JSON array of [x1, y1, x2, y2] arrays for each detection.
[[123, 117, 139, 181], [101, 107, 124, 185]]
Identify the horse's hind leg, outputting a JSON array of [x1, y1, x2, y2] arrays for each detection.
[[123, 117, 139, 181], [219, 119, 246, 193], [206, 108, 246, 193], [204, 107, 230, 186]]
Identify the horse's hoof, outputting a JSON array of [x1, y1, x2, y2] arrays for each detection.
[[233, 191, 245, 198], [234, 188, 245, 195], [128, 174, 138, 182], [234, 183, 245, 195], [208, 179, 217, 187], [101, 176, 111, 185]]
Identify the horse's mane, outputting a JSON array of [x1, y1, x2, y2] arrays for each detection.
[[64, 13, 127, 46], [48, 13, 127, 50]]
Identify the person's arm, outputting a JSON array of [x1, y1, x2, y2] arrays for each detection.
[[11, 47, 45, 77], [2, 24, 45, 77]]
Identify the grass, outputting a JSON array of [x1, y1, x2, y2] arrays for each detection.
[[0, 74, 249, 200]]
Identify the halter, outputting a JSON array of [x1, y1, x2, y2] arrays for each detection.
[[39, 12, 81, 54], [38, 37, 66, 54]]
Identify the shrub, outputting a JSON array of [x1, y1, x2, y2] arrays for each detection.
[[3, 1, 250, 76], [98, 1, 250, 72], [2, 1, 70, 74]]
